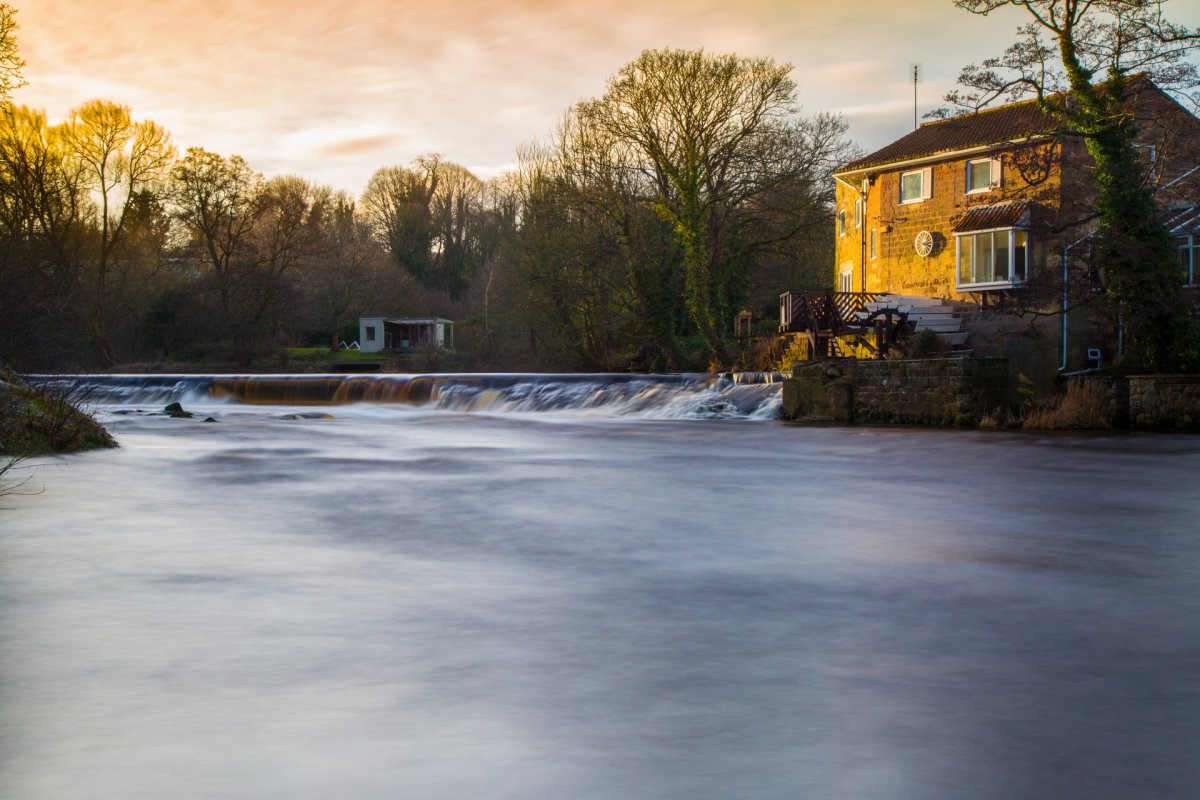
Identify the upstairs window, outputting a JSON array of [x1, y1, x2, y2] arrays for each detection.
[[869, 228, 878, 259], [855, 198, 863, 229], [966, 158, 1001, 193], [838, 209, 847, 236], [900, 168, 932, 204]]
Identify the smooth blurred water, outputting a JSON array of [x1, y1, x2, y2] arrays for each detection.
[[2, 395, 1199, 799]]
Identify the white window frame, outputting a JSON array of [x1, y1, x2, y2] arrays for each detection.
[[966, 157, 1001, 194], [955, 226, 1029, 290], [854, 198, 863, 229], [869, 228, 878, 260], [900, 167, 932, 204], [839, 266, 853, 293], [1179, 235, 1199, 286], [838, 209, 846, 237]]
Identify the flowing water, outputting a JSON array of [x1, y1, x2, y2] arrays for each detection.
[[2, 373, 1199, 800]]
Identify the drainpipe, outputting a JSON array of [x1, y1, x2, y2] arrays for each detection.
[[834, 173, 869, 291], [1060, 230, 1096, 372]]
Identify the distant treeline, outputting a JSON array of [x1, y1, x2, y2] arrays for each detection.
[[0, 48, 855, 372]]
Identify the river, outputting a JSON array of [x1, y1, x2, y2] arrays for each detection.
[[2, 374, 1199, 799]]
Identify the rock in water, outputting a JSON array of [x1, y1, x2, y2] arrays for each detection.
[[164, 402, 193, 418]]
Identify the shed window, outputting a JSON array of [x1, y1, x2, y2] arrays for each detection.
[[365, 325, 376, 341]]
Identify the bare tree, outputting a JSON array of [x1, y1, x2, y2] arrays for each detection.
[[0, 106, 91, 367], [361, 157, 439, 287], [0, 3, 25, 105], [169, 147, 263, 366], [303, 192, 386, 350], [575, 48, 820, 364], [64, 100, 175, 366]]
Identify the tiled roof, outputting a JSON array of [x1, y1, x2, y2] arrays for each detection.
[[840, 100, 1064, 173], [952, 201, 1032, 233]]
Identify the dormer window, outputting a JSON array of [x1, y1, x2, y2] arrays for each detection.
[[900, 168, 931, 204], [966, 158, 1001, 193]]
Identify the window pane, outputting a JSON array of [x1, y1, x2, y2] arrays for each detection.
[[969, 160, 991, 191], [1014, 230, 1027, 281], [977, 233, 994, 282], [959, 236, 973, 283], [994, 231, 1010, 281], [901, 172, 923, 202]]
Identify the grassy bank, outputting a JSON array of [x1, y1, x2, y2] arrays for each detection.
[[1, 370, 117, 456]]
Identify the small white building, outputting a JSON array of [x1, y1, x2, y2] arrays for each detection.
[[358, 317, 454, 353]]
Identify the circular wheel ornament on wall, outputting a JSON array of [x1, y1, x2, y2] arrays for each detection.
[[914, 230, 934, 257]]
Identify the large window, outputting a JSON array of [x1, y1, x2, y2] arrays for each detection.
[[966, 158, 1000, 193], [900, 168, 931, 204], [956, 228, 1028, 288], [1179, 236, 1199, 285]]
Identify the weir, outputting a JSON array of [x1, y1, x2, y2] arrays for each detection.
[[41, 372, 783, 419]]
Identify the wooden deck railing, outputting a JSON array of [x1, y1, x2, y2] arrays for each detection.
[[778, 291, 907, 359]]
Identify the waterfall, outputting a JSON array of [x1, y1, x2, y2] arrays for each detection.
[[37, 373, 783, 420]]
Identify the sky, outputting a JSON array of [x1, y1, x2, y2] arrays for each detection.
[[12, 0, 1199, 195]]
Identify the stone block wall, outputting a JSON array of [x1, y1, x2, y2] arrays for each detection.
[[781, 358, 1009, 425], [1128, 375, 1200, 430]]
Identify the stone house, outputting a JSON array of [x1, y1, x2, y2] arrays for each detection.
[[825, 78, 1200, 382]]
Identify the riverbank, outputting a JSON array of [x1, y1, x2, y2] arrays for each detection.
[[0, 370, 117, 456]]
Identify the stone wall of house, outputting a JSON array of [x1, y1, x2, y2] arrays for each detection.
[[781, 358, 1009, 425], [833, 140, 1063, 300]]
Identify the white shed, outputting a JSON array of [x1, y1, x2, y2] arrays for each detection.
[[358, 317, 454, 353]]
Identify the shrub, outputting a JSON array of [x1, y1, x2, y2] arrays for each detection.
[[1023, 379, 1110, 430]]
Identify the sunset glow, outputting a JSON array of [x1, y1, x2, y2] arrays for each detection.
[[14, 0, 1200, 190]]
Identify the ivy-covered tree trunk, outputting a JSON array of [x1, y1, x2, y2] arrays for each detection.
[[1059, 71, 1191, 372]]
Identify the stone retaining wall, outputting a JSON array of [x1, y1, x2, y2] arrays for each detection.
[[781, 358, 1009, 425], [1128, 375, 1200, 430]]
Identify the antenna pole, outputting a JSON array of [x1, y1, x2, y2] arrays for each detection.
[[913, 64, 919, 130]]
